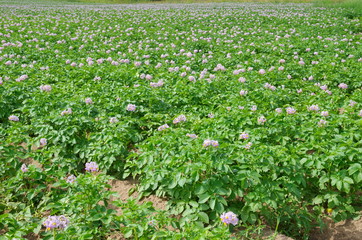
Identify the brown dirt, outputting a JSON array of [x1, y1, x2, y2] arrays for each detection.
[[260, 228, 295, 240], [310, 215, 362, 240], [109, 179, 168, 211], [19, 142, 43, 169], [23, 233, 40, 240]]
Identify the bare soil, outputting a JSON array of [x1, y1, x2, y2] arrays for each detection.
[[109, 178, 167, 210], [310, 215, 362, 240]]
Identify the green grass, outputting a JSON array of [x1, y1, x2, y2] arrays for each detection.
[[15, 0, 314, 4], [314, 0, 362, 18]]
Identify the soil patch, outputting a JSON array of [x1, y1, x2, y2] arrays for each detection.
[[109, 179, 167, 211], [310, 215, 362, 240]]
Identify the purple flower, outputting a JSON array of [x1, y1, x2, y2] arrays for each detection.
[[203, 139, 219, 148], [85, 98, 93, 104], [173, 114, 186, 124], [220, 212, 238, 226], [85, 162, 98, 172], [186, 133, 198, 139], [239, 132, 249, 140], [275, 108, 282, 113], [150, 80, 164, 87], [109, 117, 119, 123], [8, 115, 19, 121], [211, 140, 219, 147], [308, 105, 320, 112], [43, 216, 60, 230], [145, 74, 153, 80], [126, 104, 136, 112], [320, 85, 328, 91], [325, 90, 332, 95], [66, 175, 76, 183], [43, 215, 69, 231], [358, 110, 362, 117], [349, 100, 357, 107], [21, 164, 28, 172], [244, 142, 253, 150], [251, 105, 257, 111], [157, 124, 169, 131], [318, 119, 327, 127], [239, 90, 248, 96], [214, 64, 226, 71], [258, 69, 266, 75], [257, 116, 266, 125], [61, 108, 72, 116], [39, 85, 52, 92], [238, 77, 246, 83], [286, 107, 296, 115], [16, 74, 28, 82], [338, 83, 348, 89], [148, 219, 157, 227], [58, 215, 69, 229], [321, 111, 329, 117], [40, 138, 47, 146]]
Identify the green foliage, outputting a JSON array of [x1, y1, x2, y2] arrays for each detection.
[[1, 1, 361, 239]]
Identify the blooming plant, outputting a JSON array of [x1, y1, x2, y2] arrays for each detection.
[[1, 1, 362, 240], [220, 211, 239, 226]]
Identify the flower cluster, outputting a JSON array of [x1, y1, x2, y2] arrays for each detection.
[[173, 114, 186, 124], [203, 139, 219, 148], [308, 105, 320, 111], [318, 119, 327, 127], [257, 116, 266, 125], [85, 98, 93, 104], [239, 132, 249, 140], [109, 117, 119, 123], [214, 63, 226, 71], [239, 90, 248, 96], [16, 74, 28, 82], [43, 215, 69, 231], [286, 107, 296, 115], [220, 211, 238, 226], [21, 164, 28, 172], [158, 124, 169, 131], [244, 142, 253, 150], [275, 108, 282, 113], [61, 108, 72, 116], [150, 80, 164, 87], [39, 84, 52, 92], [66, 175, 77, 183], [264, 83, 276, 90], [320, 111, 329, 117], [338, 83, 348, 89], [349, 100, 357, 107], [85, 162, 99, 172], [126, 104, 136, 112], [8, 115, 19, 121], [40, 138, 47, 146], [186, 133, 198, 139]]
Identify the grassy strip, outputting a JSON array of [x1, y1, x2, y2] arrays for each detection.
[[5, 0, 314, 5], [314, 0, 362, 18]]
